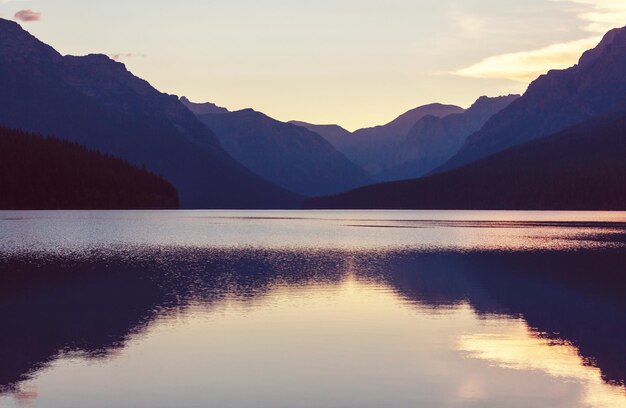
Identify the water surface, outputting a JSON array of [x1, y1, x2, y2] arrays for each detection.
[[0, 210, 624, 408]]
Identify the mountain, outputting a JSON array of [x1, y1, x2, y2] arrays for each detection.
[[377, 95, 519, 181], [0, 18, 300, 209], [195, 108, 372, 196], [341, 104, 465, 174], [0, 127, 179, 209], [292, 104, 464, 175], [288, 121, 351, 148], [438, 25, 626, 173], [180, 96, 229, 115], [304, 110, 626, 210]]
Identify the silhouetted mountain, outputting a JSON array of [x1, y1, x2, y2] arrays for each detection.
[[288, 121, 352, 148], [195, 109, 372, 196], [0, 18, 300, 208], [378, 95, 519, 181], [305, 111, 626, 210], [313, 104, 464, 175], [180, 96, 229, 115], [0, 127, 179, 209], [438, 25, 626, 173]]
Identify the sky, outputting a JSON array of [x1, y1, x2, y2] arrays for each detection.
[[1, 0, 625, 130]]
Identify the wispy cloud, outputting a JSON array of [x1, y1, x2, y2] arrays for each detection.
[[455, 37, 600, 82], [453, 0, 626, 82], [14, 9, 41, 22], [108, 53, 146, 61], [561, 0, 626, 33]]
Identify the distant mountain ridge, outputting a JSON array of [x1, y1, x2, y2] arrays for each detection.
[[0, 18, 300, 208], [293, 97, 518, 182], [194, 107, 372, 196], [293, 104, 464, 175], [305, 110, 626, 210], [338, 104, 465, 174], [378, 95, 519, 181], [438, 25, 626, 173]]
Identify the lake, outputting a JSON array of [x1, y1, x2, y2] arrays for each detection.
[[0, 210, 625, 408]]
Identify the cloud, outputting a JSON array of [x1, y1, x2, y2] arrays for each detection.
[[454, 36, 600, 82], [108, 53, 146, 61], [14, 9, 41, 22], [452, 0, 626, 82], [557, 0, 626, 33], [12, 384, 39, 408]]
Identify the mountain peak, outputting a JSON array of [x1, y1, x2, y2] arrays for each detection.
[[359, 103, 464, 138], [392, 103, 464, 127], [0, 18, 61, 63], [579, 25, 626, 67], [180, 96, 230, 115], [437, 25, 626, 174], [63, 53, 130, 76], [467, 94, 520, 115]]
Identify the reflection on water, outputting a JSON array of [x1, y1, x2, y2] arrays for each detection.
[[0, 211, 625, 408], [460, 325, 624, 408]]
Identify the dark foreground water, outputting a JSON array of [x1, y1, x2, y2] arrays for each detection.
[[0, 210, 625, 408]]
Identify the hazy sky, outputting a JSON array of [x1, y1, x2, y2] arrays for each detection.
[[1, 0, 625, 130]]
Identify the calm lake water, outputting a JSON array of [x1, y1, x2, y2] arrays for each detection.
[[0, 210, 625, 408]]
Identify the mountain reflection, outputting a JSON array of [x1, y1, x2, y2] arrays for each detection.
[[0, 247, 624, 399], [357, 251, 626, 387]]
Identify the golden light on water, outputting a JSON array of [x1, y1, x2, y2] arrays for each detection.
[[460, 323, 626, 408]]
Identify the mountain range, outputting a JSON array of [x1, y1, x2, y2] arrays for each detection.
[[305, 109, 626, 210], [306, 24, 626, 209], [300, 104, 464, 175], [293, 96, 518, 182], [184, 101, 372, 196], [0, 18, 299, 209], [1, 17, 625, 210], [292, 103, 463, 177], [377, 95, 519, 181]]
